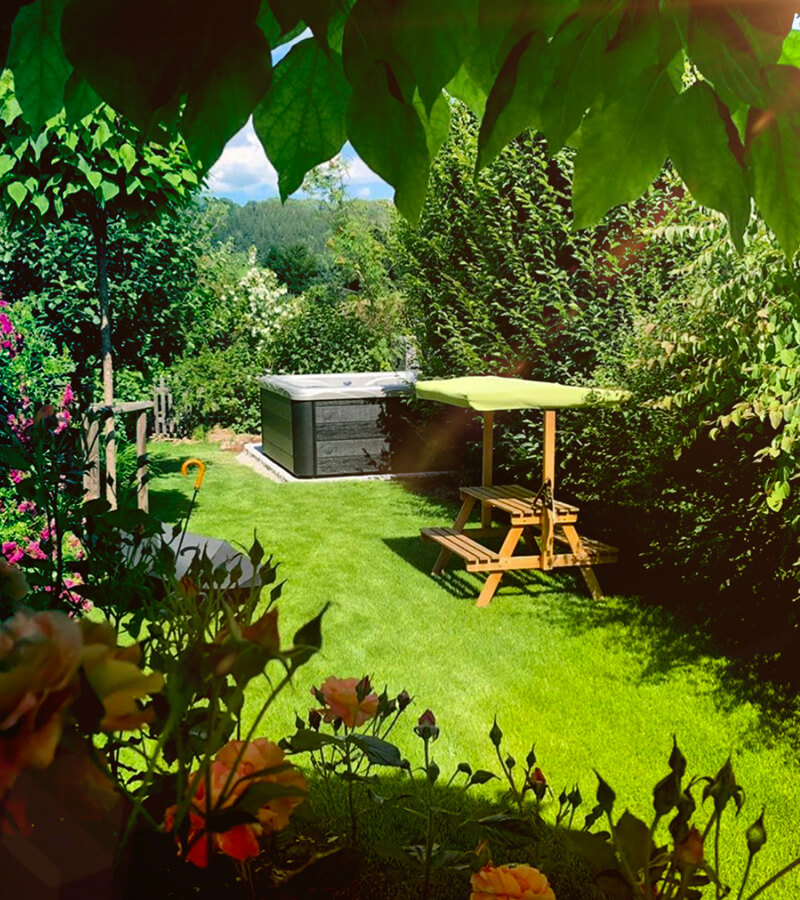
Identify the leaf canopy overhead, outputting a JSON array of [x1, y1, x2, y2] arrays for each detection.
[[3, 1, 800, 251]]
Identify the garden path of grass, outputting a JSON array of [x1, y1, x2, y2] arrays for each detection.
[[149, 442, 800, 897]]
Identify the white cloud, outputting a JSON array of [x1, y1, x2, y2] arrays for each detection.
[[208, 120, 277, 198], [208, 123, 392, 203], [346, 156, 382, 185]]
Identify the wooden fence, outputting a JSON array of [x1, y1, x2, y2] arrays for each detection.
[[152, 376, 177, 437]]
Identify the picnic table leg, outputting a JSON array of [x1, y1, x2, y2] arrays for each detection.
[[560, 524, 604, 601], [432, 494, 476, 575], [475, 525, 524, 608], [539, 410, 556, 569]]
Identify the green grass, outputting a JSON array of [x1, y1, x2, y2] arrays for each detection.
[[148, 441, 800, 898]]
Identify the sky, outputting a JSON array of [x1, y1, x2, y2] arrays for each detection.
[[207, 31, 393, 206]]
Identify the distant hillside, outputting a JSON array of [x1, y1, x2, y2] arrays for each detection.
[[212, 197, 392, 260]]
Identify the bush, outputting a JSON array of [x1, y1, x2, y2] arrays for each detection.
[[572, 209, 800, 670]]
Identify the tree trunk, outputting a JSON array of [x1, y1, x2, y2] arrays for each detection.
[[90, 208, 116, 507]]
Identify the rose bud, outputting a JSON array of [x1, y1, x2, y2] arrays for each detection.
[[414, 709, 439, 742], [674, 825, 704, 867], [530, 767, 548, 800], [418, 709, 436, 728], [308, 709, 322, 731], [396, 690, 411, 711]]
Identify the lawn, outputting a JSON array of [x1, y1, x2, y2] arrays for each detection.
[[148, 441, 800, 897]]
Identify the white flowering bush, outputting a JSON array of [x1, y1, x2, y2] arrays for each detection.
[[234, 248, 299, 350]]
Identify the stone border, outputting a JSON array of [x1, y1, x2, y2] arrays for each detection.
[[240, 443, 453, 484]]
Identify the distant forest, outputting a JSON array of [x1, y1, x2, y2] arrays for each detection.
[[211, 197, 392, 294]]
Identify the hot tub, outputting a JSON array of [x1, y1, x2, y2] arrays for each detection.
[[259, 372, 417, 477]]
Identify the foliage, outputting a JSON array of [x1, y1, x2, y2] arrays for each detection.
[[394, 103, 662, 481], [266, 284, 398, 377], [169, 340, 270, 435], [567, 204, 800, 661], [0, 209, 215, 391], [0, 71, 199, 233], [5, 1, 800, 254]]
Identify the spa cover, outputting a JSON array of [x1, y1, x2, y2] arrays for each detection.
[[414, 376, 629, 411]]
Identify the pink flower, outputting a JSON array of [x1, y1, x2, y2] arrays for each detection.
[[2, 542, 23, 565], [24, 541, 46, 561], [16, 501, 36, 516], [55, 409, 71, 434], [9, 470, 25, 485], [0, 313, 12, 335], [61, 385, 74, 407]]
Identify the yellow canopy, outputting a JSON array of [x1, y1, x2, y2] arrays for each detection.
[[415, 376, 630, 411]]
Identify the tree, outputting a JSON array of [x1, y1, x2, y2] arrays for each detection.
[[0, 71, 200, 502], [3, 1, 800, 253]]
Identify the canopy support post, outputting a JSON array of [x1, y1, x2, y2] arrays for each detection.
[[540, 410, 556, 567], [481, 411, 494, 528]]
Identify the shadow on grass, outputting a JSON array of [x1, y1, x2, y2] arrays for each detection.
[[123, 769, 603, 900], [381, 536, 564, 603], [147, 487, 193, 525]]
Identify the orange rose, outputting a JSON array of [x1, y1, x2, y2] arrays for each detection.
[[313, 676, 379, 729], [165, 738, 306, 868], [0, 610, 82, 794], [470, 864, 556, 900]]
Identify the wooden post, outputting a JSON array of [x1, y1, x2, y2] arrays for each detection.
[[82, 413, 101, 501], [540, 410, 556, 569], [136, 409, 148, 512], [481, 411, 494, 528]]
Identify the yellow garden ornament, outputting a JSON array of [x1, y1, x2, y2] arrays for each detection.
[[181, 458, 206, 490], [177, 458, 207, 553]]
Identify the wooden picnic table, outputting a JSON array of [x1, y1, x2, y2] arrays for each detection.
[[416, 377, 626, 607]]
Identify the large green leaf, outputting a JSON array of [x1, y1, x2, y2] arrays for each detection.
[[6, 0, 72, 131], [342, 0, 415, 104], [347, 61, 431, 224], [61, 0, 187, 131], [445, 65, 486, 117], [686, 11, 768, 109], [64, 70, 102, 124], [538, 10, 621, 153], [414, 90, 450, 161], [572, 65, 675, 229], [392, 0, 477, 114], [183, 28, 272, 169], [668, 82, 750, 251], [745, 65, 800, 257], [477, 30, 547, 171], [254, 39, 349, 200]]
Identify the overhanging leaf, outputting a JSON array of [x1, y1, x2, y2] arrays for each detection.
[[254, 39, 349, 200], [392, 0, 478, 114], [572, 65, 675, 229], [539, 10, 621, 154], [347, 61, 430, 224], [745, 65, 800, 257], [6, 0, 72, 131], [182, 26, 271, 170], [64, 70, 101, 124], [477, 30, 547, 171], [668, 81, 750, 250]]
